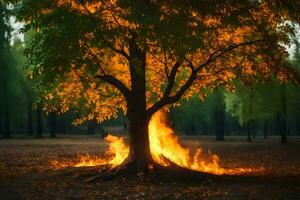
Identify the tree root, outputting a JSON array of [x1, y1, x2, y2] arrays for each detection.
[[150, 156, 218, 182], [85, 158, 137, 182], [82, 156, 218, 183]]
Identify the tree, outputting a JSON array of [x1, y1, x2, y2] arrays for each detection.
[[287, 28, 300, 136], [0, 3, 12, 138], [48, 112, 57, 138], [225, 87, 256, 142], [169, 96, 207, 135], [210, 87, 225, 141], [9, 0, 300, 174], [35, 102, 43, 138]]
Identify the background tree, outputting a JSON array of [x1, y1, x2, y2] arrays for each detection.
[[210, 87, 226, 141], [9, 0, 300, 174], [0, 3, 12, 138]]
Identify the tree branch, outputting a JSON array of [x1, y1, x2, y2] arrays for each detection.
[[88, 50, 106, 75], [77, 0, 130, 60], [163, 61, 181, 97], [196, 39, 264, 71], [94, 75, 131, 99], [147, 39, 264, 116]]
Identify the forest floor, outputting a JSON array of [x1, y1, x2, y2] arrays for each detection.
[[0, 135, 300, 200]]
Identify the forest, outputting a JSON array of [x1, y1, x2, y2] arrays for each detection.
[[1, 0, 300, 199]]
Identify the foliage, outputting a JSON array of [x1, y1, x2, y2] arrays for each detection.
[[5, 0, 300, 125]]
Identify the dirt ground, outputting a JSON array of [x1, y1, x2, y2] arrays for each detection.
[[0, 136, 299, 200]]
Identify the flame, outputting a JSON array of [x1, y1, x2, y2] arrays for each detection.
[[149, 111, 224, 174], [51, 135, 129, 169], [149, 111, 263, 175], [51, 111, 264, 175]]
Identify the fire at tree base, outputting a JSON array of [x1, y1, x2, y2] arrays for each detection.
[[51, 111, 264, 179]]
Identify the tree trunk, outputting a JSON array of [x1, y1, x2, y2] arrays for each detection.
[[296, 122, 300, 136], [36, 103, 43, 138], [246, 123, 252, 142], [87, 120, 97, 135], [190, 120, 196, 135], [202, 122, 208, 135], [280, 85, 287, 143], [124, 34, 153, 174], [60, 114, 68, 134], [214, 109, 225, 141], [263, 120, 268, 139], [213, 88, 225, 141], [49, 112, 57, 138], [3, 65, 10, 138], [27, 93, 33, 136], [252, 120, 257, 139], [27, 107, 33, 136], [127, 109, 152, 174]]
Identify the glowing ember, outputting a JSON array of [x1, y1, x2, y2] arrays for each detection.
[[51, 111, 264, 175]]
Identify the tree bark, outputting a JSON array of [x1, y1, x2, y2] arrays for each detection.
[[123, 34, 154, 174], [127, 109, 152, 174]]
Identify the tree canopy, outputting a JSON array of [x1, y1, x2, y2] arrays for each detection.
[[7, 0, 300, 124]]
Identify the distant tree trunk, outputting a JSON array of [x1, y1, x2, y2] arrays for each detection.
[[0, 117, 2, 134], [189, 119, 196, 135], [246, 123, 252, 142], [213, 88, 225, 141], [287, 128, 290, 136], [49, 112, 57, 138], [3, 67, 10, 138], [214, 109, 225, 141], [61, 114, 69, 134], [280, 85, 287, 143], [252, 121, 257, 139], [27, 94, 33, 136], [296, 122, 300, 136], [1, 5, 10, 139], [263, 120, 268, 139], [225, 119, 231, 136], [279, 118, 287, 143], [246, 93, 254, 142], [201, 122, 208, 135], [238, 124, 243, 136], [87, 120, 97, 135], [58, 115, 67, 134], [275, 113, 281, 136], [36, 103, 43, 138]]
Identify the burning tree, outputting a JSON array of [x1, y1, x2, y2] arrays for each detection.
[[9, 0, 300, 176]]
